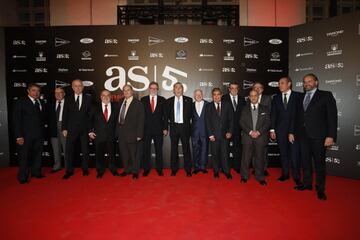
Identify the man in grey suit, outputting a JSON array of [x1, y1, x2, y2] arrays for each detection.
[[116, 85, 145, 179], [239, 90, 271, 185], [253, 82, 272, 176]]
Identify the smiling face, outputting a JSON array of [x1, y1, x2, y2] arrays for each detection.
[[28, 85, 40, 99], [249, 90, 259, 104], [303, 75, 318, 91], [194, 90, 203, 102], [253, 83, 264, 95], [100, 90, 111, 104], [229, 83, 239, 96], [149, 83, 159, 96], [72, 79, 84, 95], [123, 85, 133, 99], [54, 87, 65, 101], [278, 78, 291, 93], [212, 89, 222, 103], [173, 83, 183, 97]]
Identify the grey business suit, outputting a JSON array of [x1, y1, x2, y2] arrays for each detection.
[[239, 103, 270, 181]]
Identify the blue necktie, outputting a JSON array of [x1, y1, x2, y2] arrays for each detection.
[[176, 98, 180, 123], [303, 92, 311, 111]]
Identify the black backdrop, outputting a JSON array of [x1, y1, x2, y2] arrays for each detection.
[[2, 12, 359, 179]]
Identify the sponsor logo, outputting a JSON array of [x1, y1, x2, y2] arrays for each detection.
[[245, 53, 258, 59], [267, 69, 283, 73], [329, 145, 339, 151], [12, 69, 27, 73], [104, 39, 118, 44], [200, 38, 214, 44], [327, 44, 342, 56], [57, 68, 69, 73], [34, 68, 48, 73], [128, 38, 140, 44], [36, 82, 47, 87], [55, 37, 70, 47], [83, 81, 94, 87], [175, 50, 187, 60], [78, 68, 95, 72], [12, 55, 26, 59], [325, 62, 344, 69], [175, 37, 189, 43], [270, 52, 280, 61], [296, 82, 303, 87], [246, 68, 256, 73], [198, 68, 214, 72], [55, 80, 70, 88], [356, 74, 360, 86], [12, 40, 26, 45], [128, 50, 139, 61], [325, 79, 342, 85], [13, 82, 27, 88], [223, 39, 235, 44], [35, 51, 46, 62], [243, 80, 254, 89], [148, 36, 164, 46], [80, 38, 94, 44], [81, 50, 92, 60], [56, 53, 70, 59], [326, 30, 344, 37], [150, 52, 164, 58], [355, 144, 360, 150], [294, 67, 314, 72], [199, 81, 214, 87], [243, 37, 259, 46], [199, 53, 214, 58], [269, 39, 282, 45], [355, 125, 360, 136], [268, 81, 278, 87], [222, 67, 236, 73], [223, 51, 234, 61], [104, 54, 119, 58], [35, 40, 47, 45], [325, 157, 341, 164], [295, 52, 314, 57], [296, 36, 313, 43]]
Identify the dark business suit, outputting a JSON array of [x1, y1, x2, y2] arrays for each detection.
[[259, 94, 272, 170], [205, 101, 234, 174], [239, 104, 271, 181], [222, 94, 246, 172], [62, 93, 93, 174], [290, 89, 337, 192], [141, 95, 167, 173], [116, 97, 145, 175], [90, 102, 119, 174], [192, 100, 209, 171], [271, 91, 301, 181], [12, 96, 46, 182], [165, 95, 193, 173]]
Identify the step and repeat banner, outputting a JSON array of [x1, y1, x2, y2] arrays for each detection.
[[4, 25, 289, 168], [289, 11, 360, 179]]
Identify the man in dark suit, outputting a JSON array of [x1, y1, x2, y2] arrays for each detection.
[[253, 82, 272, 176], [49, 87, 66, 173], [12, 83, 46, 183], [165, 82, 193, 177], [141, 81, 167, 177], [116, 85, 145, 179], [89, 90, 120, 178], [222, 82, 246, 174], [239, 90, 271, 185], [192, 89, 209, 174], [270, 77, 301, 185], [289, 73, 337, 200], [62, 79, 93, 179], [205, 88, 233, 179]]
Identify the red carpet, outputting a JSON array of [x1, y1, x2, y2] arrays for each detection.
[[0, 168, 359, 240]]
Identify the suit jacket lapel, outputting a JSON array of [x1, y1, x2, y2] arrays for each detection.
[[305, 90, 319, 113]]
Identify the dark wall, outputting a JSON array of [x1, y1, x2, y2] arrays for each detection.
[[289, 11, 360, 179]]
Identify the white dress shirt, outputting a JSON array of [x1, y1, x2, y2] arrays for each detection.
[[195, 100, 204, 116]]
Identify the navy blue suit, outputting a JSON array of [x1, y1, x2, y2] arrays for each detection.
[[191, 101, 209, 171], [270, 91, 301, 181]]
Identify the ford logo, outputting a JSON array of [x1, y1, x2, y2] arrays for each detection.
[[269, 39, 282, 45], [80, 38, 94, 44], [268, 81, 279, 87], [174, 37, 189, 43]]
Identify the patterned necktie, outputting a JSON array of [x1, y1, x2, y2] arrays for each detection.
[[104, 104, 108, 122], [119, 100, 127, 124], [175, 98, 180, 123], [151, 96, 155, 113], [232, 96, 237, 111], [283, 93, 288, 110], [303, 92, 311, 111], [216, 103, 221, 116]]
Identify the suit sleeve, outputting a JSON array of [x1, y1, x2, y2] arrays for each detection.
[[270, 98, 277, 130], [61, 99, 69, 131], [164, 99, 170, 131], [258, 106, 271, 135], [12, 100, 23, 139], [289, 95, 300, 135], [88, 104, 96, 133], [137, 102, 145, 139], [239, 108, 251, 135], [326, 92, 338, 141], [205, 105, 213, 137], [228, 104, 234, 134]]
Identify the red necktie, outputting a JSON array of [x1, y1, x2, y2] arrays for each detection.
[[151, 96, 155, 113], [104, 104, 108, 122]]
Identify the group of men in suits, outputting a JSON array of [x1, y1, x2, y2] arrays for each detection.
[[13, 73, 337, 200]]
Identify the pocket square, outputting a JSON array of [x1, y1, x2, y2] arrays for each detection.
[[261, 112, 266, 115]]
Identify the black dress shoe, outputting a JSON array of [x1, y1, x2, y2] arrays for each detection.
[[264, 170, 270, 176], [50, 169, 62, 174], [277, 175, 290, 182], [83, 170, 89, 176], [294, 185, 313, 191], [294, 179, 303, 186], [240, 178, 248, 183], [157, 170, 164, 176], [63, 172, 73, 180], [234, 169, 240, 174], [120, 171, 129, 177], [252, 170, 255, 175], [170, 171, 177, 176], [33, 174, 45, 179], [19, 179, 29, 184], [259, 180, 267, 186], [186, 172, 192, 177], [225, 173, 232, 179], [192, 170, 199, 175], [132, 173, 138, 179], [202, 169, 208, 174], [214, 172, 219, 178], [96, 173, 104, 179], [317, 191, 327, 200], [111, 171, 120, 176], [143, 170, 150, 177]]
